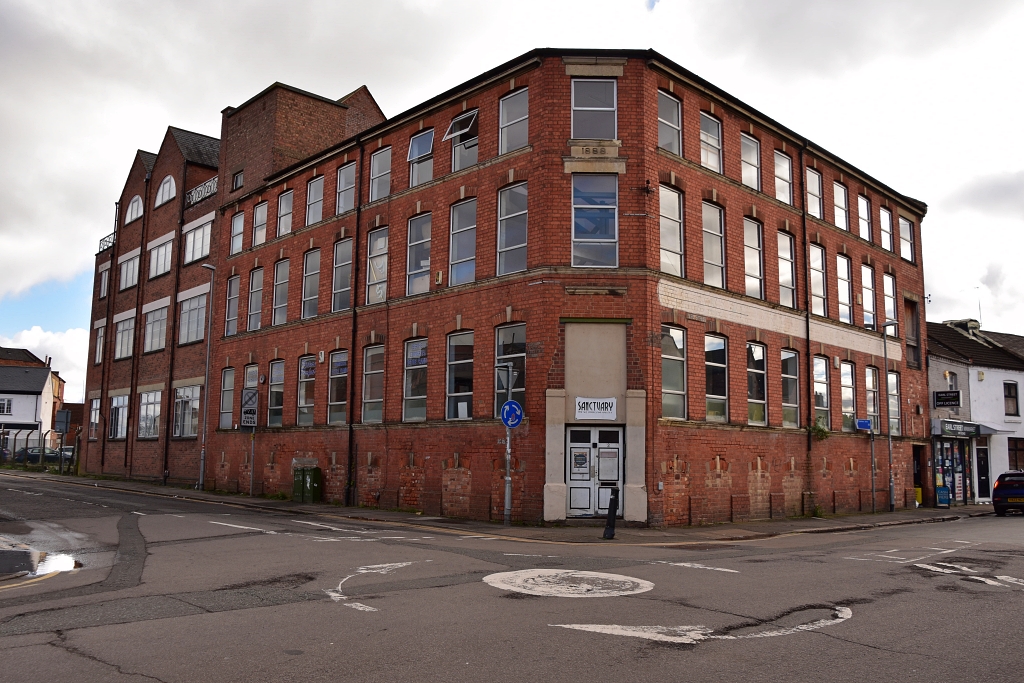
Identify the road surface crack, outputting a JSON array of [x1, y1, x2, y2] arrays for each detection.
[[810, 630, 936, 658], [50, 630, 171, 682]]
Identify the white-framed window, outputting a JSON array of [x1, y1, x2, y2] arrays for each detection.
[[306, 176, 324, 225], [866, 366, 880, 433], [809, 244, 826, 317], [125, 195, 143, 223], [144, 307, 167, 352], [833, 182, 848, 230], [408, 130, 434, 188], [370, 148, 391, 201], [297, 356, 316, 426], [403, 339, 428, 422], [302, 250, 319, 319], [747, 342, 767, 426], [0, 398, 11, 415], [248, 268, 263, 331], [883, 273, 897, 337], [702, 202, 724, 288], [743, 218, 763, 299], [774, 151, 792, 204], [89, 398, 100, 440], [657, 91, 681, 156], [328, 351, 348, 425], [497, 183, 527, 275], [272, 259, 289, 325], [253, 202, 268, 246], [699, 113, 722, 173], [268, 360, 284, 427], [572, 79, 616, 140], [887, 372, 901, 435], [450, 199, 476, 286], [183, 221, 211, 263], [661, 325, 686, 419], [114, 317, 134, 359], [494, 324, 525, 416], [232, 171, 244, 190], [899, 216, 915, 262], [225, 276, 239, 336], [446, 331, 473, 420], [813, 357, 829, 429], [444, 111, 478, 172], [99, 269, 109, 298], [366, 227, 388, 304], [277, 190, 293, 237], [659, 185, 683, 276], [837, 254, 852, 324], [173, 386, 200, 437], [705, 335, 728, 423], [155, 176, 175, 207], [245, 364, 258, 390], [572, 174, 618, 268], [94, 326, 105, 364], [499, 89, 529, 154], [120, 256, 139, 290], [862, 264, 876, 330], [150, 241, 172, 279], [806, 168, 823, 219], [336, 163, 356, 214], [109, 395, 128, 439], [741, 134, 760, 190], [230, 211, 244, 255], [362, 346, 384, 423], [178, 294, 206, 344], [880, 207, 894, 252], [782, 349, 799, 428], [332, 239, 352, 312], [219, 368, 234, 429], [778, 231, 796, 308], [858, 195, 871, 241], [840, 361, 855, 432], [407, 214, 432, 295]]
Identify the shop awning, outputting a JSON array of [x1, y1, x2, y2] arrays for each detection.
[[931, 419, 1014, 437]]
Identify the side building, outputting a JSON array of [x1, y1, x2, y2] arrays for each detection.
[[83, 49, 930, 524], [0, 347, 66, 453]]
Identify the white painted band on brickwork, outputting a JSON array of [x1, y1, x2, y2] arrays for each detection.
[[172, 376, 205, 388], [182, 211, 215, 234], [141, 297, 171, 314], [107, 387, 131, 397], [97, 260, 111, 272], [137, 383, 165, 393], [117, 247, 141, 264], [147, 230, 176, 250], [93, 318, 107, 329], [177, 283, 210, 302], [112, 309, 137, 324]]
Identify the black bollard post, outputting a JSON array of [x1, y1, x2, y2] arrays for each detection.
[[603, 486, 619, 540]]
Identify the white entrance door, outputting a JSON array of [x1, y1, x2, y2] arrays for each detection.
[[566, 426, 623, 517]]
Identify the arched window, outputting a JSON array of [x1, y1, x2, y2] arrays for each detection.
[[125, 195, 143, 223], [154, 175, 176, 207]]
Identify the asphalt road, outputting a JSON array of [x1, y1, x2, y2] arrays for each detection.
[[1, 473, 1022, 683]]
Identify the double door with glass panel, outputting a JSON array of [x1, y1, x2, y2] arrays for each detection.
[[567, 426, 624, 517]]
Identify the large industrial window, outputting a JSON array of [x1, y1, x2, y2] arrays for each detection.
[[497, 183, 527, 275], [782, 350, 799, 428], [99, 269, 108, 298], [744, 218, 763, 299], [109, 395, 128, 439], [302, 250, 320, 319], [659, 185, 683, 276], [702, 202, 724, 288], [888, 372, 901, 435], [862, 265, 876, 330], [370, 148, 392, 201], [248, 268, 263, 331], [336, 163, 356, 215], [837, 255, 852, 324], [408, 130, 434, 188], [332, 239, 352, 312], [178, 295, 206, 344], [183, 221, 211, 263], [699, 113, 722, 173], [272, 260, 289, 325], [774, 152, 792, 205], [362, 346, 384, 423], [778, 231, 796, 308], [833, 182, 848, 230], [499, 89, 529, 154], [268, 360, 284, 427], [747, 342, 766, 426], [89, 399, 100, 440], [661, 326, 686, 419], [172, 386, 200, 438], [883, 274, 897, 336], [450, 199, 476, 286], [740, 134, 760, 190], [840, 361, 855, 432], [366, 227, 388, 304], [114, 318, 134, 359], [94, 326, 105, 364], [444, 111, 478, 172], [880, 207, 894, 252], [806, 168, 823, 219], [224, 276, 239, 336], [120, 256, 139, 290], [328, 351, 348, 425], [230, 212, 243, 255], [809, 244, 826, 317], [220, 368, 234, 429], [139, 391, 161, 438], [899, 216, 915, 262], [813, 357, 829, 429], [657, 91, 681, 156], [154, 176, 175, 207], [297, 356, 316, 426], [858, 195, 872, 241], [277, 191, 293, 236], [572, 174, 617, 268], [866, 367, 880, 433], [306, 176, 324, 225], [253, 202, 267, 246], [447, 332, 474, 420], [705, 335, 728, 422], [571, 79, 616, 140], [407, 214, 432, 295], [495, 324, 526, 416], [150, 242, 171, 279], [403, 339, 428, 422], [144, 306, 167, 352]]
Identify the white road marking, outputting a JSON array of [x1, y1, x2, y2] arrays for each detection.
[[554, 607, 852, 645], [461, 535, 497, 540], [6, 489, 42, 496], [484, 570, 654, 598], [325, 562, 424, 604], [662, 561, 738, 574], [964, 576, 1008, 587], [131, 511, 146, 516], [209, 521, 276, 534], [934, 562, 976, 573], [504, 553, 543, 557], [344, 603, 378, 612], [913, 563, 959, 574], [846, 542, 978, 564], [996, 576, 1024, 586]]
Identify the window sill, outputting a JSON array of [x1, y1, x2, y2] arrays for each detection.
[[148, 272, 170, 282], [143, 348, 166, 355], [183, 254, 210, 267], [137, 437, 159, 441], [171, 436, 198, 441], [1005, 417, 1022, 423], [177, 340, 204, 348]]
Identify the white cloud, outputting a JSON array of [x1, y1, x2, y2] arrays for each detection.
[[0, 327, 88, 403]]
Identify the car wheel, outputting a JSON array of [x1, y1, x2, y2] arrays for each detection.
[[995, 507, 1007, 517]]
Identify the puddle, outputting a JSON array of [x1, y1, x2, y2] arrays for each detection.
[[33, 554, 83, 574]]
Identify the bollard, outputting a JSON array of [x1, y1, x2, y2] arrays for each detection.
[[603, 486, 619, 540]]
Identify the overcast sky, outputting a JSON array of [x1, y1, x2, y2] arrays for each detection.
[[2, 0, 1022, 402]]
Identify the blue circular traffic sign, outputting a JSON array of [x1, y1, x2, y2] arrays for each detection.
[[500, 400, 524, 428]]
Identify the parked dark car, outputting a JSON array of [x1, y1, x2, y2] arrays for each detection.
[[12, 446, 64, 465], [993, 471, 1024, 516], [0, 446, 9, 463]]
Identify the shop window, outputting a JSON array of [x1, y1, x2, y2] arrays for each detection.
[[661, 326, 686, 419], [705, 335, 727, 422], [747, 342, 766, 426]]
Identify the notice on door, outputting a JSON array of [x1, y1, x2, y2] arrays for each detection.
[[575, 397, 616, 421]]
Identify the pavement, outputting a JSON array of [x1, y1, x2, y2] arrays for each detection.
[[0, 468, 991, 545]]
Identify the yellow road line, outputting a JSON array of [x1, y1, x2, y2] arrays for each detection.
[[0, 571, 58, 593]]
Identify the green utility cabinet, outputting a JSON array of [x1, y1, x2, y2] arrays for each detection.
[[292, 467, 322, 503]]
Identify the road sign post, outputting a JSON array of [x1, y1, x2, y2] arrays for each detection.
[[497, 362, 522, 526], [856, 418, 876, 513], [241, 389, 258, 496]]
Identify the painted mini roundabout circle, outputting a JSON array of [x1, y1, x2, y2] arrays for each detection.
[[483, 569, 655, 598]]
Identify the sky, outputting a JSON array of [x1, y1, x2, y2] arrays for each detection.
[[2, 0, 1023, 403]]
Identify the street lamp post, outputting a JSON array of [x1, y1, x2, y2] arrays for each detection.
[[199, 264, 216, 490], [881, 320, 898, 512]]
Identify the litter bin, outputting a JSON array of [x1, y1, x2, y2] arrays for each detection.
[[291, 466, 323, 503]]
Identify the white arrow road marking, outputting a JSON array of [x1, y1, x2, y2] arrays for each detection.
[[554, 607, 852, 645], [934, 563, 976, 573], [325, 562, 426, 603], [996, 576, 1024, 586], [913, 563, 960, 574], [344, 603, 378, 612], [964, 576, 1008, 587], [660, 561, 739, 573], [209, 522, 276, 533]]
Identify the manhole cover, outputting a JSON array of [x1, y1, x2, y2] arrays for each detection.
[[483, 569, 654, 597]]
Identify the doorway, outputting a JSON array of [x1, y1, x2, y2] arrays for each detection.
[[566, 426, 623, 517], [976, 437, 990, 498]]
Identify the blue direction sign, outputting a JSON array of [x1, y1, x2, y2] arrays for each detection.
[[500, 400, 524, 429], [855, 419, 872, 431]]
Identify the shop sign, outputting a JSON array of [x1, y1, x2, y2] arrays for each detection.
[[936, 486, 951, 508], [933, 390, 961, 408], [939, 420, 979, 437], [575, 397, 617, 421]]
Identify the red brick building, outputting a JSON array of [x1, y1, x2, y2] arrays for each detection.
[[83, 49, 931, 524]]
